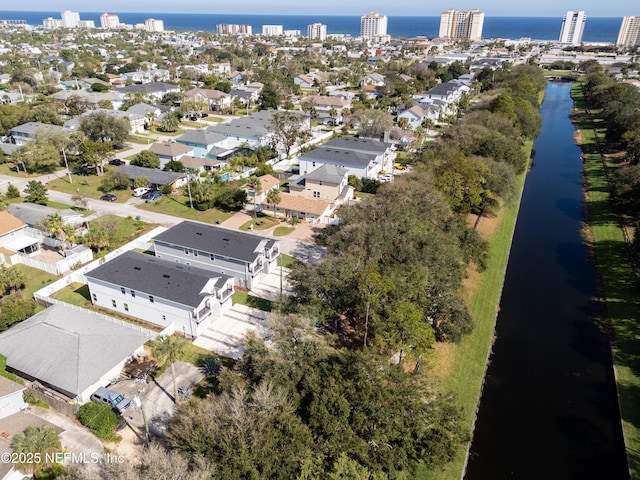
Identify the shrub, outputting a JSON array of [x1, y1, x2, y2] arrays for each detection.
[[23, 389, 49, 408], [6, 182, 20, 198], [76, 402, 121, 441], [160, 184, 173, 195]]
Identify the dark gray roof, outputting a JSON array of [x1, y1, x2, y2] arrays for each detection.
[[300, 147, 378, 168], [0, 143, 18, 156], [323, 136, 391, 154], [153, 220, 275, 263], [0, 304, 153, 399], [115, 164, 185, 185], [86, 251, 232, 307]]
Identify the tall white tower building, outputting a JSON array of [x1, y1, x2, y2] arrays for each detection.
[[307, 23, 327, 40], [616, 16, 640, 48], [360, 12, 387, 39], [439, 8, 485, 41], [145, 18, 165, 32], [559, 11, 586, 45], [262, 25, 284, 36], [100, 13, 120, 29], [60, 11, 80, 28]]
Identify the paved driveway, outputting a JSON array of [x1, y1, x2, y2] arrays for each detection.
[[114, 361, 204, 436], [193, 304, 269, 358]]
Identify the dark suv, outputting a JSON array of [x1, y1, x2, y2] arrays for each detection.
[[109, 159, 125, 166]]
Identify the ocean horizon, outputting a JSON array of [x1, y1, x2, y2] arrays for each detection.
[[0, 11, 623, 43]]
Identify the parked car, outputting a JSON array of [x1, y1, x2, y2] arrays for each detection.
[[109, 159, 125, 166], [133, 187, 150, 197], [379, 174, 393, 183], [90, 387, 131, 414], [145, 190, 163, 202], [100, 193, 117, 201]]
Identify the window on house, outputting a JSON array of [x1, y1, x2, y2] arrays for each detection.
[[130, 290, 135, 297], [313, 191, 320, 198], [149, 295, 154, 303], [194, 250, 198, 257], [210, 254, 215, 261], [184, 248, 189, 255], [319, 180, 323, 186], [124, 303, 129, 312], [312, 161, 316, 167], [112, 299, 117, 308], [121, 287, 125, 294], [92, 293, 97, 302], [162, 315, 166, 321]]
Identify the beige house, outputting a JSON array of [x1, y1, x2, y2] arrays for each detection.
[[149, 141, 195, 168], [244, 174, 281, 205], [184, 88, 232, 111], [301, 95, 350, 123], [288, 165, 353, 203], [260, 192, 334, 224]]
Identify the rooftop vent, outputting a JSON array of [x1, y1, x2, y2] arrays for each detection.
[[163, 274, 171, 278], [134, 266, 141, 270]]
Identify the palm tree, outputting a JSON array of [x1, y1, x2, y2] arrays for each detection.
[[11, 425, 61, 474], [247, 176, 262, 218], [151, 335, 187, 405], [0, 265, 25, 295], [159, 112, 181, 133], [265, 188, 281, 219]]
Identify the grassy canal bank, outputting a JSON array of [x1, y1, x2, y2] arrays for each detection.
[[571, 82, 640, 477], [423, 145, 531, 480]]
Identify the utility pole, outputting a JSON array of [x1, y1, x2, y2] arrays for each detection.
[[133, 395, 150, 448]]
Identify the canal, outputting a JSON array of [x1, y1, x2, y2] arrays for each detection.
[[464, 81, 629, 479]]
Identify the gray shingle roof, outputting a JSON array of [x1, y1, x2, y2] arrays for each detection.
[[323, 136, 391, 154], [304, 164, 348, 185], [176, 129, 226, 146], [86, 251, 231, 307], [115, 165, 185, 186], [0, 304, 153, 399], [300, 147, 377, 168], [10, 122, 65, 136], [153, 220, 275, 263]]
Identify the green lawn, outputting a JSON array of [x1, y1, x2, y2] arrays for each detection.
[[51, 283, 90, 307], [128, 135, 154, 145], [0, 163, 65, 178], [422, 149, 530, 480], [273, 226, 295, 237], [85, 215, 157, 256], [148, 127, 185, 137], [239, 215, 279, 231], [15, 265, 58, 299], [572, 83, 640, 477], [279, 253, 295, 268], [136, 193, 233, 224], [46, 171, 131, 203], [232, 290, 273, 312]]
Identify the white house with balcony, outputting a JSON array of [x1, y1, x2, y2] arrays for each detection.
[[152, 221, 280, 289], [85, 251, 234, 338]]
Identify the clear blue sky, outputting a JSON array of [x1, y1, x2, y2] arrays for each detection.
[[2, 1, 634, 17]]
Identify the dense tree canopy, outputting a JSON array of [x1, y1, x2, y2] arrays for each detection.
[[167, 322, 467, 478]]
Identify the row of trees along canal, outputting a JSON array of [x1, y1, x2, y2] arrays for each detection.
[[580, 60, 640, 256], [48, 65, 546, 479]]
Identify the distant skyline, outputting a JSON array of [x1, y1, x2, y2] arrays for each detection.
[[0, 2, 634, 17]]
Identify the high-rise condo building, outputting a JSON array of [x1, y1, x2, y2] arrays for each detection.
[[308, 23, 327, 40], [100, 13, 120, 29], [262, 25, 284, 36], [360, 12, 387, 39], [559, 11, 586, 45], [616, 16, 640, 48], [217, 24, 252, 35], [439, 8, 484, 41], [60, 10, 80, 28], [145, 18, 164, 32]]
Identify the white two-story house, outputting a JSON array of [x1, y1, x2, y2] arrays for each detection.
[[152, 221, 280, 289], [85, 251, 234, 338]]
